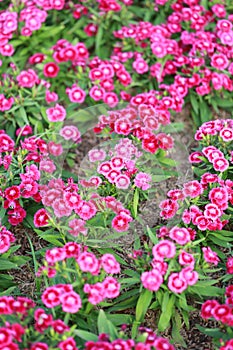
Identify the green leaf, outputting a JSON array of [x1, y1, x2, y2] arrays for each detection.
[[135, 289, 153, 322], [107, 314, 133, 326], [97, 310, 118, 339], [200, 99, 212, 124], [0, 259, 18, 270], [214, 97, 233, 108], [18, 107, 29, 125], [189, 283, 223, 297], [158, 293, 175, 332], [74, 330, 98, 342], [133, 188, 139, 218], [146, 226, 158, 245], [0, 286, 17, 296], [195, 324, 227, 340], [172, 313, 187, 348], [190, 93, 199, 115], [108, 294, 138, 312]]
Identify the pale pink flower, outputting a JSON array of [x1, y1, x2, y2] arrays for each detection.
[[101, 254, 121, 274], [39, 159, 56, 173], [134, 172, 152, 190], [88, 149, 106, 162], [59, 125, 81, 141]]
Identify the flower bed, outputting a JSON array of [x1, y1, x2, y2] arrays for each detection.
[[1, 0, 233, 349]]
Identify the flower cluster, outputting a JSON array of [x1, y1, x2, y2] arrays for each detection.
[[0, 129, 64, 226], [38, 242, 121, 308], [0, 224, 15, 254], [201, 284, 233, 326], [139, 236, 201, 294], [190, 119, 233, 174]]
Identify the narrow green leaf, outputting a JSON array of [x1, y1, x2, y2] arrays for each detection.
[[135, 289, 153, 322], [158, 293, 175, 332], [74, 330, 98, 342]]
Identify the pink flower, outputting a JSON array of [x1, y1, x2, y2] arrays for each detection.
[[114, 118, 132, 135], [64, 242, 81, 258], [89, 86, 105, 101], [42, 189, 62, 207], [152, 240, 176, 260], [102, 277, 120, 298], [212, 4, 226, 18], [133, 59, 149, 74], [63, 192, 81, 208], [111, 213, 131, 232], [183, 180, 203, 198], [134, 172, 152, 190], [177, 243, 194, 263], [157, 133, 174, 150], [66, 84, 86, 103], [101, 254, 121, 274], [142, 135, 159, 154], [20, 179, 38, 198], [68, 219, 87, 236], [168, 272, 187, 294], [46, 104, 66, 122], [141, 269, 163, 291], [58, 337, 78, 350], [59, 125, 81, 141], [48, 141, 63, 156], [30, 343, 48, 350], [213, 157, 229, 172], [0, 234, 11, 254], [219, 128, 233, 142], [52, 198, 72, 218], [88, 149, 106, 162], [110, 156, 124, 169], [211, 54, 229, 70], [83, 283, 105, 305], [84, 23, 98, 36], [202, 247, 220, 266], [103, 92, 119, 107], [226, 257, 233, 274], [41, 286, 61, 308], [16, 69, 38, 88], [169, 227, 191, 245], [180, 266, 198, 286], [45, 90, 58, 103], [45, 247, 66, 265], [159, 199, 179, 219], [60, 291, 82, 313], [77, 252, 100, 275], [39, 159, 56, 173], [201, 300, 219, 319], [115, 174, 130, 189], [43, 62, 60, 78], [209, 187, 228, 208], [4, 186, 20, 201], [74, 200, 97, 220], [34, 209, 50, 227], [204, 203, 222, 220]]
